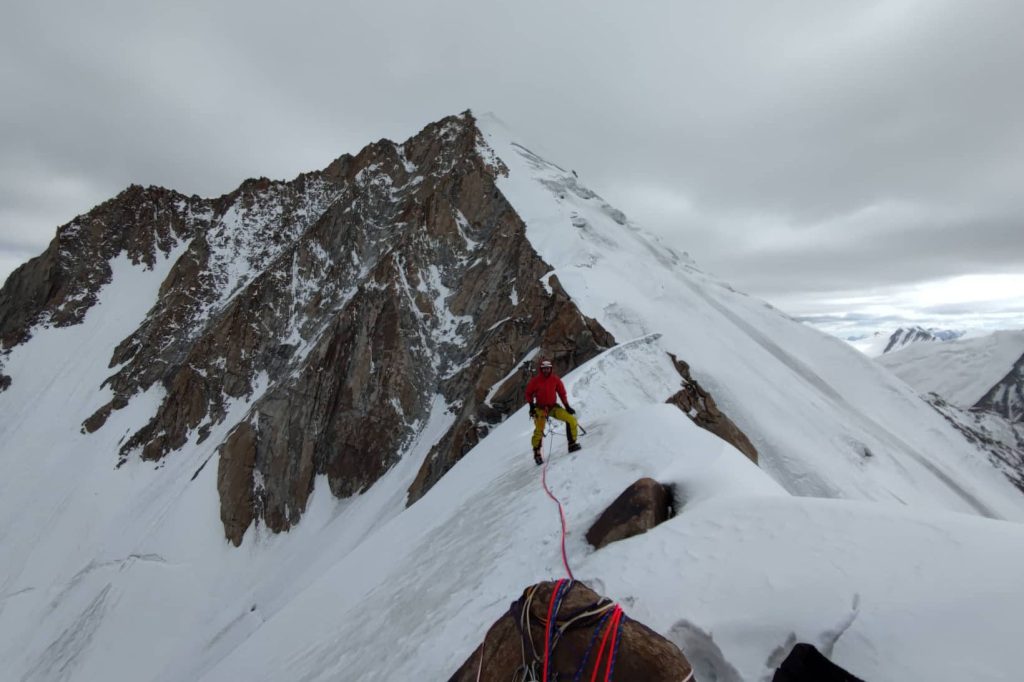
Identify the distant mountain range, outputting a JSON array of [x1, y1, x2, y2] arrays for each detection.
[[877, 330, 1024, 491], [848, 325, 967, 357]]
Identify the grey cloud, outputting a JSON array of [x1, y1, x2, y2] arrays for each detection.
[[670, 209, 1024, 296], [2, 0, 1023, 328], [922, 301, 1024, 316], [794, 313, 906, 325]]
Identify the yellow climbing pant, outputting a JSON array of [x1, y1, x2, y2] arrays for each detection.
[[532, 406, 578, 450]]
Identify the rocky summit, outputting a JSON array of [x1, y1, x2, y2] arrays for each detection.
[[0, 112, 622, 544]]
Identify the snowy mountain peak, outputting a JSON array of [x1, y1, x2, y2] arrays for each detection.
[[0, 111, 630, 545], [883, 325, 940, 353], [3, 111, 1024, 681], [848, 325, 966, 357]]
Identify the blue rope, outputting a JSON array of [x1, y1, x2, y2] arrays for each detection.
[[606, 614, 627, 680], [570, 608, 616, 682], [544, 580, 573, 679]]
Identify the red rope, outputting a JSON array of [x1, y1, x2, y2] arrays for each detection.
[[540, 430, 575, 580], [589, 605, 623, 682], [543, 579, 566, 682], [534, 417, 629, 681], [603, 608, 624, 682]]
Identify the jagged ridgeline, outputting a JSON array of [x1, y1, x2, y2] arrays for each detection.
[[0, 112, 614, 544]]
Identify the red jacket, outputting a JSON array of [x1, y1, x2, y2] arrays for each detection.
[[525, 371, 568, 408]]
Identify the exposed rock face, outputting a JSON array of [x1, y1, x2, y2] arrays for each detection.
[[883, 326, 941, 354], [0, 185, 195, 351], [0, 184, 202, 392], [587, 477, 673, 550], [448, 581, 691, 682], [975, 352, 1024, 423], [929, 393, 1024, 493], [666, 353, 759, 463], [0, 111, 614, 545]]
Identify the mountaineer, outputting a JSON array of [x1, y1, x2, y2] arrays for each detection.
[[525, 358, 580, 464]]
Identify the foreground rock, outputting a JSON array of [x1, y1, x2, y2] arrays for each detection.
[[773, 642, 865, 681], [449, 581, 691, 681], [587, 477, 673, 550]]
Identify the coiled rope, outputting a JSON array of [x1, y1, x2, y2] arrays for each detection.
[[507, 580, 627, 682]]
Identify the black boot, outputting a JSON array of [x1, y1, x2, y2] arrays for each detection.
[[568, 440, 581, 453], [534, 447, 543, 465]]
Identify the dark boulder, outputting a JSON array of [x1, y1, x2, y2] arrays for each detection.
[[448, 581, 691, 682], [773, 642, 865, 682], [587, 477, 673, 550]]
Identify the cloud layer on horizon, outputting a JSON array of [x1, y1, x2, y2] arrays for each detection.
[[2, 0, 1022, 331]]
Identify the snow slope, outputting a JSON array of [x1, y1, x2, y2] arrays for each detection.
[[7, 298, 1023, 680], [0, 247, 451, 681], [478, 114, 1024, 522], [848, 331, 894, 357], [877, 330, 1024, 408], [170, 337, 1024, 682]]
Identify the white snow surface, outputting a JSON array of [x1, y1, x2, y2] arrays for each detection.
[[848, 331, 897, 357], [2, 116, 1024, 681], [7, 327, 1021, 681], [877, 330, 1024, 408]]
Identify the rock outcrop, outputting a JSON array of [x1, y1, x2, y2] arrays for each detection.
[[587, 477, 673, 550], [0, 184, 196, 351], [448, 581, 692, 682], [975, 351, 1024, 423], [929, 393, 1024, 494], [883, 326, 941, 354], [666, 353, 758, 463]]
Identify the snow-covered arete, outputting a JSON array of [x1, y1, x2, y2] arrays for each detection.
[[1, 113, 1022, 682], [478, 113, 1024, 522]]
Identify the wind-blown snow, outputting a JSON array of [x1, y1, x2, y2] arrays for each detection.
[[877, 330, 1024, 408]]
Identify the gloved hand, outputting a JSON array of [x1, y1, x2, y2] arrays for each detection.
[[529, 405, 537, 418], [565, 406, 575, 415]]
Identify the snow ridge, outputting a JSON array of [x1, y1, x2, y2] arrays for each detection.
[[477, 112, 1024, 520]]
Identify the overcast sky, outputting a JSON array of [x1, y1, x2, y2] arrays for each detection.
[[2, 0, 1022, 339]]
